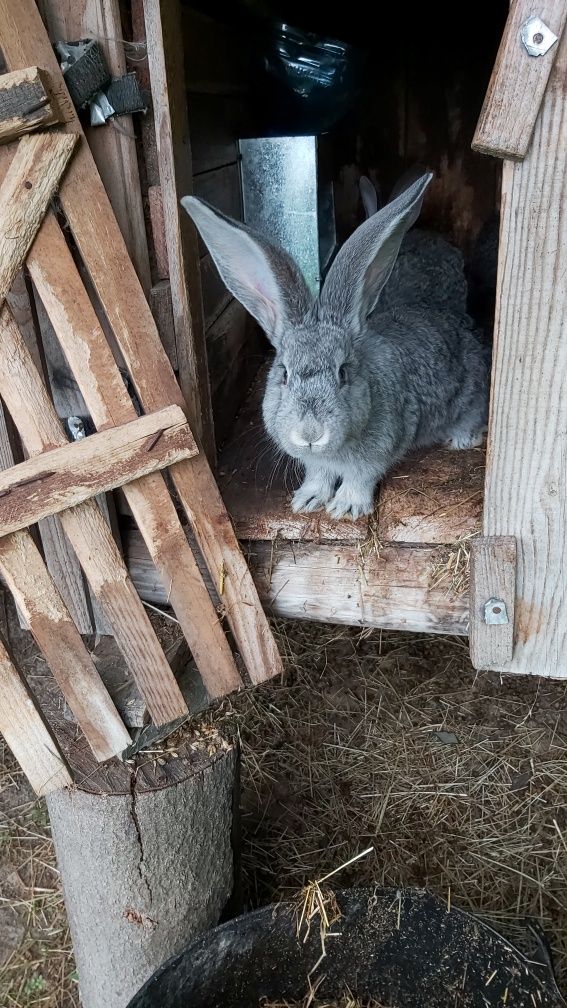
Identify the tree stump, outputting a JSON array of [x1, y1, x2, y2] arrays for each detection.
[[47, 729, 238, 1008]]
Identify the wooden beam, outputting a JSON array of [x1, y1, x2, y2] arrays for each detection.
[[482, 26, 567, 677], [0, 0, 282, 687], [27, 216, 242, 698], [127, 531, 470, 637], [39, 0, 152, 294], [30, 287, 111, 635], [0, 304, 188, 723], [0, 131, 76, 304], [469, 536, 516, 670], [0, 405, 197, 536], [0, 66, 59, 144], [142, 0, 215, 460], [0, 529, 131, 761], [473, 0, 567, 160], [0, 632, 72, 795], [150, 279, 178, 370]]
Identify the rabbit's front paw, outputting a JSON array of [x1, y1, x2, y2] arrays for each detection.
[[292, 478, 335, 514], [326, 483, 374, 521], [445, 430, 484, 450]]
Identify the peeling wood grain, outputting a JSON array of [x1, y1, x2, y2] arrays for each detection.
[[0, 131, 76, 304], [0, 405, 197, 536], [0, 66, 59, 144]]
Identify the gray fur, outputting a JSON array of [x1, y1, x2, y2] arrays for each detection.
[[181, 173, 489, 520]]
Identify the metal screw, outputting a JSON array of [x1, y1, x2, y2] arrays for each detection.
[[484, 598, 509, 625], [521, 16, 558, 57], [24, 180, 32, 189]]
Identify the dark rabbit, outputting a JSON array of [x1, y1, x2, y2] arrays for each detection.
[[181, 173, 488, 520]]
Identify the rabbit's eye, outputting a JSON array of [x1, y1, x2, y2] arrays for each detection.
[[281, 367, 288, 385], [338, 364, 348, 387]]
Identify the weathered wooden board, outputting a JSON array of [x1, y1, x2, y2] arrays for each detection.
[[469, 536, 516, 670], [473, 0, 567, 160], [150, 279, 178, 370], [0, 66, 59, 143], [0, 406, 197, 536], [0, 131, 76, 303], [0, 633, 72, 795], [0, 529, 131, 760], [127, 531, 469, 637], [482, 25, 567, 677], [39, 0, 152, 293], [143, 0, 215, 459]]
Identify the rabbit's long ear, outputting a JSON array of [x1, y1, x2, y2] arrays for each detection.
[[319, 172, 433, 333], [359, 175, 378, 219], [181, 196, 312, 345]]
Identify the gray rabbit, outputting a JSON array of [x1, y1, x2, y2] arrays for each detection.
[[181, 172, 488, 520]]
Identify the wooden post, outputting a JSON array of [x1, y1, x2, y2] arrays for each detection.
[[47, 742, 238, 1008], [482, 25, 567, 677], [142, 0, 215, 463]]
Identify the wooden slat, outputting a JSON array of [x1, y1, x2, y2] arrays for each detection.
[[10, 274, 98, 633], [0, 66, 59, 144], [469, 536, 516, 670], [0, 0, 282, 687], [0, 405, 197, 536], [127, 531, 470, 637], [142, 0, 215, 460], [483, 26, 567, 677], [39, 0, 152, 294], [473, 0, 567, 160], [31, 289, 112, 634], [28, 215, 242, 698], [0, 633, 72, 795], [0, 131, 76, 303], [150, 279, 178, 370], [148, 185, 169, 281], [0, 304, 188, 722], [0, 529, 131, 760]]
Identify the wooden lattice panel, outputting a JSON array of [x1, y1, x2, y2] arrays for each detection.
[[0, 0, 282, 795]]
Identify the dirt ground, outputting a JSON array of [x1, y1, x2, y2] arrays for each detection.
[[1, 618, 567, 1007]]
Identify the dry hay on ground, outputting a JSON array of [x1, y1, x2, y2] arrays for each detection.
[[1, 618, 567, 1005], [204, 620, 567, 988]]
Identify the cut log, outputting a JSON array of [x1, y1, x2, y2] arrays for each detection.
[[0, 66, 60, 144], [47, 741, 238, 1008]]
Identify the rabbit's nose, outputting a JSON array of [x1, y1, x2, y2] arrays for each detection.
[[290, 424, 329, 449]]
